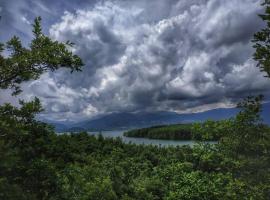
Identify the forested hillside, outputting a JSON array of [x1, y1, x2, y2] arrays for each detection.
[[124, 123, 227, 141], [124, 124, 195, 140]]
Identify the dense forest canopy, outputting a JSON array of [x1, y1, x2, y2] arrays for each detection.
[[0, 1, 270, 200], [0, 96, 269, 199], [124, 122, 227, 141]]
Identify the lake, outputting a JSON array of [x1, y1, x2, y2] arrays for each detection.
[[88, 130, 215, 147]]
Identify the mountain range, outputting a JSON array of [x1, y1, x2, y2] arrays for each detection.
[[47, 102, 269, 132]]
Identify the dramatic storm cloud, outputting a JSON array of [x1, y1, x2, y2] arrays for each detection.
[[1, 0, 270, 121]]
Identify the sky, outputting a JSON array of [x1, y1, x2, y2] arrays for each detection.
[[0, 0, 269, 122]]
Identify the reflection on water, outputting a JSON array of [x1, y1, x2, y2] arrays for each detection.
[[88, 130, 215, 147]]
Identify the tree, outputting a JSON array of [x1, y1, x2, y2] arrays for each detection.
[[0, 17, 83, 95], [253, 0, 270, 78], [0, 17, 84, 199], [219, 95, 266, 155]]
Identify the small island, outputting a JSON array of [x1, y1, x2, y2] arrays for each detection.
[[124, 123, 221, 141]]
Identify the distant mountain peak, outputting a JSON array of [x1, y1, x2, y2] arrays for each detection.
[[47, 102, 269, 132]]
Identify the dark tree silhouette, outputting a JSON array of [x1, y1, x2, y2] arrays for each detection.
[[253, 0, 270, 78]]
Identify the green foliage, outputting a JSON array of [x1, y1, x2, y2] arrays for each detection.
[[0, 96, 270, 199], [0, 98, 59, 199], [192, 120, 232, 141], [58, 164, 117, 200], [124, 123, 223, 141], [0, 17, 84, 199], [124, 124, 193, 140], [219, 96, 270, 188], [194, 96, 270, 198], [253, 0, 270, 77], [0, 17, 83, 95], [220, 96, 268, 158]]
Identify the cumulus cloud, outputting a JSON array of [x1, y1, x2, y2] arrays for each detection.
[[1, 0, 270, 121]]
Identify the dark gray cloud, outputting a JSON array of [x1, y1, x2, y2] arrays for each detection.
[[1, 0, 270, 122]]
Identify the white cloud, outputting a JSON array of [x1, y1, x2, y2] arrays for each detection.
[[21, 16, 31, 25], [2, 0, 270, 121]]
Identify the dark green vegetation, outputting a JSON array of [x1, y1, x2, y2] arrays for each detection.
[[124, 123, 221, 141], [1, 95, 270, 199], [253, 0, 270, 77], [1, 1, 270, 199], [0, 17, 83, 95], [124, 124, 193, 140]]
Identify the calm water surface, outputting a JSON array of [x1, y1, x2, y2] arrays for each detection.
[[88, 130, 213, 147]]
